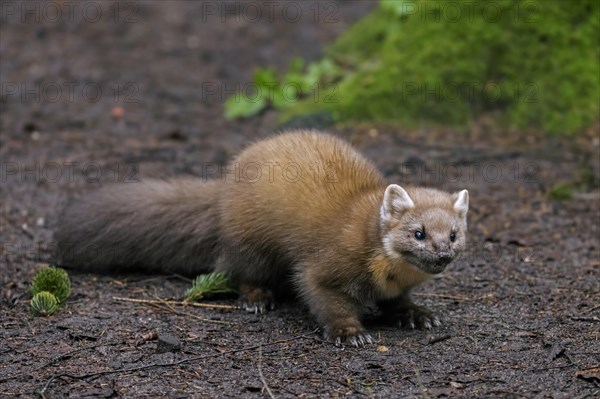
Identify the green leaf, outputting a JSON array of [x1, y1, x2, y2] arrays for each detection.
[[184, 272, 236, 302], [224, 93, 267, 119], [272, 83, 299, 109], [254, 68, 278, 88], [289, 57, 305, 74]]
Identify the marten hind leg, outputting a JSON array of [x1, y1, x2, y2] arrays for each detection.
[[214, 244, 285, 314]]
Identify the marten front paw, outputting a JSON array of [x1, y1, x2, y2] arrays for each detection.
[[397, 306, 441, 330], [239, 284, 275, 314], [324, 320, 374, 347]]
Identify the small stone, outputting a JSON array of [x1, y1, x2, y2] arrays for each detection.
[[111, 106, 125, 120], [376, 345, 389, 352], [156, 333, 181, 353], [368, 128, 379, 138]]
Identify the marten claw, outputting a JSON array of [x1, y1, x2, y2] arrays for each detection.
[[423, 317, 442, 329], [331, 333, 374, 348], [239, 285, 274, 314], [243, 303, 254, 313], [357, 334, 374, 346], [396, 307, 441, 330], [243, 302, 269, 314]]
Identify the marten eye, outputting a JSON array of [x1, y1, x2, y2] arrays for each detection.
[[414, 231, 426, 240], [450, 232, 457, 242]]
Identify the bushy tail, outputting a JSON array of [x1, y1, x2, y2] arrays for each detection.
[[55, 179, 222, 275]]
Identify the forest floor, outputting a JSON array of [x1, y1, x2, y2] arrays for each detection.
[[1, 1, 599, 398]]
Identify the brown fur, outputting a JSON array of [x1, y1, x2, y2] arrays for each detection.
[[55, 130, 468, 346]]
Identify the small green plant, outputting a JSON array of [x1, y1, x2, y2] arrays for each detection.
[[29, 266, 71, 305], [184, 272, 236, 302], [224, 57, 341, 119], [548, 182, 574, 201], [30, 291, 60, 316]]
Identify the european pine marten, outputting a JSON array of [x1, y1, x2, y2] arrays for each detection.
[[56, 130, 469, 347]]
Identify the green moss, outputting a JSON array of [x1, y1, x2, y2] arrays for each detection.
[[30, 266, 71, 305], [275, 0, 599, 134]]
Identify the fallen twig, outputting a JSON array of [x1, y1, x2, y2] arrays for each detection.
[[143, 298, 233, 325], [421, 334, 452, 345], [112, 296, 238, 309], [581, 303, 600, 314], [412, 293, 474, 301], [570, 316, 600, 322], [413, 365, 432, 399], [257, 345, 276, 399]]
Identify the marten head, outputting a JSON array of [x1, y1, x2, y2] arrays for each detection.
[[380, 185, 469, 274]]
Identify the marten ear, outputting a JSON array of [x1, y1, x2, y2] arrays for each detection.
[[381, 184, 414, 223], [453, 189, 469, 219]]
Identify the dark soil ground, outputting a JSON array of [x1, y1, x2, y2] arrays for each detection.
[[1, 1, 599, 398]]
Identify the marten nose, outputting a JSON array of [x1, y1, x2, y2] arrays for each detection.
[[437, 253, 453, 265]]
